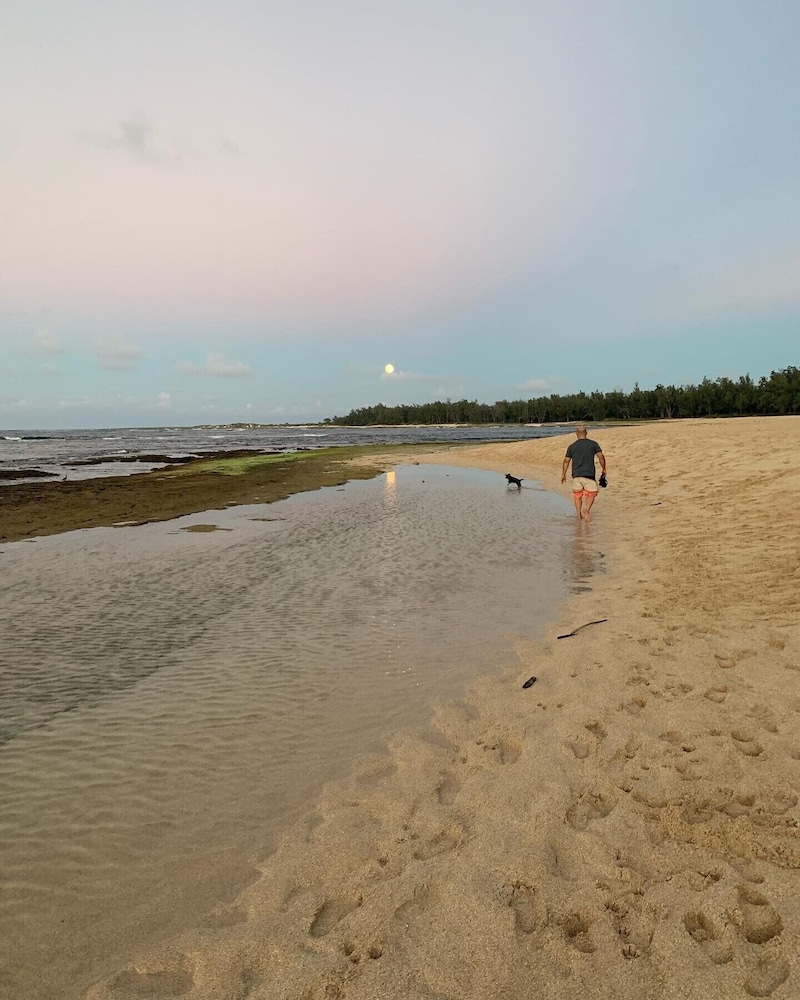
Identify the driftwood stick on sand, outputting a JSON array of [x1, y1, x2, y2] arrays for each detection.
[[556, 618, 608, 639]]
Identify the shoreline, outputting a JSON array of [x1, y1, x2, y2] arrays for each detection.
[[80, 415, 800, 1000]]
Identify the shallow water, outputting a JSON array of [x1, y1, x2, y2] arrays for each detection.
[[0, 464, 583, 999], [0, 423, 575, 482]]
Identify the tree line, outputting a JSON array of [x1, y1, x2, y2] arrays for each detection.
[[325, 366, 800, 425]]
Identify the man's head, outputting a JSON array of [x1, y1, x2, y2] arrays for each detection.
[[575, 423, 588, 438]]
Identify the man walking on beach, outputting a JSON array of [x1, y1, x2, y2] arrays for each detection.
[[561, 424, 607, 522]]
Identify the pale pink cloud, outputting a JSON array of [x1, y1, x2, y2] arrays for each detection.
[[518, 376, 565, 394], [95, 335, 144, 371], [30, 331, 65, 356], [380, 369, 442, 384], [178, 353, 254, 377]]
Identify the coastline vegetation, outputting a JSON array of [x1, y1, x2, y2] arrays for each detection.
[[328, 365, 800, 425]]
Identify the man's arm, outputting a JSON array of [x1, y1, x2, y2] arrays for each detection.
[[596, 450, 607, 475], [561, 455, 571, 483]]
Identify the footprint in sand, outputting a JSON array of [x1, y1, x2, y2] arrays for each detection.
[[481, 737, 522, 764], [675, 759, 703, 782], [682, 800, 716, 824], [435, 771, 461, 806], [631, 786, 670, 809], [738, 886, 783, 945], [605, 896, 656, 959], [108, 964, 194, 998], [684, 910, 734, 965], [738, 888, 789, 998], [658, 730, 700, 754], [499, 738, 522, 764], [566, 788, 616, 831], [354, 760, 398, 789], [731, 730, 765, 757], [584, 719, 607, 739], [506, 881, 546, 938], [394, 887, 434, 928], [559, 912, 596, 953], [412, 823, 466, 861], [564, 737, 592, 759], [744, 956, 791, 997], [619, 737, 642, 761], [704, 685, 729, 703], [745, 703, 780, 734], [719, 792, 755, 818], [663, 681, 695, 700], [732, 859, 765, 884], [762, 789, 799, 815], [685, 889, 789, 997], [619, 695, 647, 715], [310, 894, 363, 938], [715, 649, 756, 669], [342, 939, 384, 964]]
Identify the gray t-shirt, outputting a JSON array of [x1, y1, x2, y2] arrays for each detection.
[[566, 438, 602, 479]]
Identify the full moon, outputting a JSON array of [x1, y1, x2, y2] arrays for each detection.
[[384, 363, 394, 374]]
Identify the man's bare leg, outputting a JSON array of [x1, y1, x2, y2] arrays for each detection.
[[573, 492, 583, 518], [581, 492, 597, 521]]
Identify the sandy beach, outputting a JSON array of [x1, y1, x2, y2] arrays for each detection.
[[19, 416, 800, 999]]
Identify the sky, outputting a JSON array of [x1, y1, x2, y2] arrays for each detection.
[[1, 0, 799, 428]]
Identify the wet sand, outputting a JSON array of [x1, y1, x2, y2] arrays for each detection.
[[76, 415, 800, 1000]]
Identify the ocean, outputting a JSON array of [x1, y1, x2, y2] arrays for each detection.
[[0, 423, 570, 482]]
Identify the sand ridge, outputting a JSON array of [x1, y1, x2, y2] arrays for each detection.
[[85, 417, 800, 1000]]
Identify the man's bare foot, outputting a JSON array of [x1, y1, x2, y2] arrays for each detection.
[[582, 511, 591, 521]]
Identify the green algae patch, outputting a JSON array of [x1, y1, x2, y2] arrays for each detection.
[[165, 449, 341, 477]]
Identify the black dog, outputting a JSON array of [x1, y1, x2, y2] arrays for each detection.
[[505, 473, 523, 489]]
